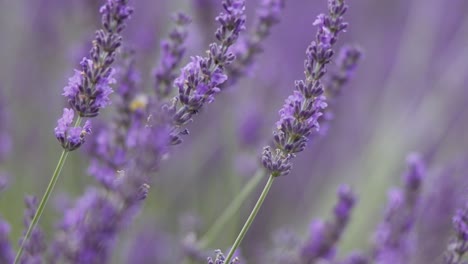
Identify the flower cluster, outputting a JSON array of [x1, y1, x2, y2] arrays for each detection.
[[168, 0, 246, 144], [87, 48, 143, 187], [54, 0, 133, 151], [372, 154, 425, 263], [55, 108, 92, 151], [300, 185, 356, 262], [154, 12, 192, 99], [63, 0, 133, 118], [262, 0, 348, 177], [444, 202, 468, 263], [225, 0, 285, 87]]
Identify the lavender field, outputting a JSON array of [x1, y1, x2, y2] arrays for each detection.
[[0, 0, 468, 263]]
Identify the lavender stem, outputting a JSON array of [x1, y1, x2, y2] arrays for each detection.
[[198, 168, 265, 248], [225, 174, 275, 263], [14, 116, 82, 263]]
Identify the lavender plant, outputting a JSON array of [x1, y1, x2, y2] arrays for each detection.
[[372, 154, 425, 263], [224, 0, 350, 262], [300, 185, 356, 263], [14, 1, 133, 262], [2, 0, 468, 263]]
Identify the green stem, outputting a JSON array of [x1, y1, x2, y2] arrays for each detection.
[[198, 168, 265, 249], [224, 174, 275, 263], [14, 116, 82, 264]]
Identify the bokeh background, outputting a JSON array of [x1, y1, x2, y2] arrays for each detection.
[[1, 0, 468, 263]]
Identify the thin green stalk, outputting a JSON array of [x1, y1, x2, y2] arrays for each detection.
[[224, 174, 275, 263], [14, 116, 82, 264], [198, 168, 265, 249]]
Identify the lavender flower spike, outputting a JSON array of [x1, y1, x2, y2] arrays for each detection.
[[225, 0, 285, 87], [168, 0, 246, 144], [154, 13, 192, 99], [63, 0, 133, 118], [443, 202, 468, 263], [373, 153, 425, 264], [262, 0, 348, 177], [300, 185, 356, 262]]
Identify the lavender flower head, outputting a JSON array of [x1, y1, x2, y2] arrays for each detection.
[[55, 108, 92, 151], [325, 44, 363, 99], [55, 0, 133, 151], [444, 201, 468, 263], [0, 220, 14, 264], [373, 153, 425, 264], [154, 12, 192, 99], [168, 0, 246, 144], [19, 196, 46, 264], [63, 0, 132, 117], [225, 0, 285, 87], [262, 0, 348, 177], [300, 185, 356, 262]]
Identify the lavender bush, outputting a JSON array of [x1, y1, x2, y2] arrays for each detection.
[[1, 0, 468, 263]]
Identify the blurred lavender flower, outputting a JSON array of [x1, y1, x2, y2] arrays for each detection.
[[225, 0, 285, 87], [53, 188, 121, 264], [0, 220, 14, 264], [300, 185, 356, 263], [55, 118, 171, 263], [325, 45, 363, 99], [207, 249, 239, 264], [262, 0, 349, 177], [168, 0, 246, 144], [373, 154, 425, 264], [19, 196, 46, 264], [87, 48, 143, 187], [126, 226, 178, 264], [443, 201, 468, 263], [321, 45, 362, 134], [415, 168, 463, 263], [154, 13, 192, 99]]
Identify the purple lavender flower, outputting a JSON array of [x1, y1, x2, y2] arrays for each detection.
[[19, 196, 46, 264], [62, 0, 133, 118], [325, 45, 363, 99], [87, 48, 143, 187], [168, 0, 246, 144], [154, 13, 192, 99], [372, 154, 425, 264], [53, 188, 120, 264], [54, 116, 171, 263], [207, 250, 239, 264], [224, 0, 285, 87], [300, 185, 356, 262], [262, 0, 349, 177], [54, 108, 92, 151], [0, 220, 14, 264], [443, 202, 468, 263]]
